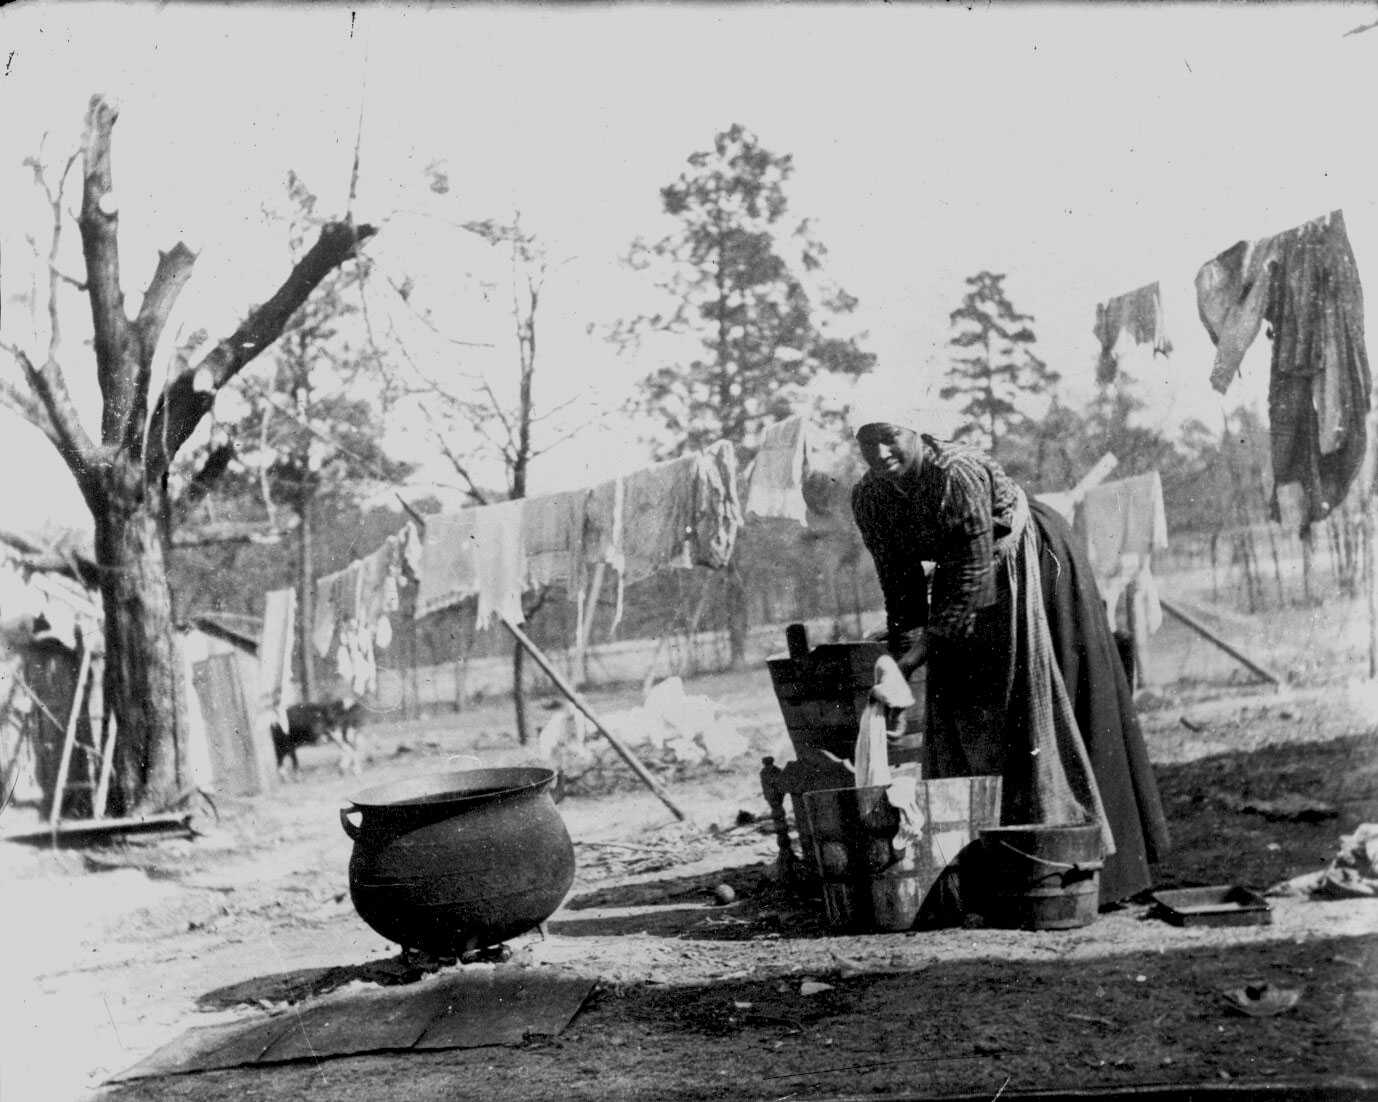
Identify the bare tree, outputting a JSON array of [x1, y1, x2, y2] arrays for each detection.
[[390, 213, 583, 744], [0, 96, 375, 812]]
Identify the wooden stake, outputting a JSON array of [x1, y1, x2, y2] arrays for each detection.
[[48, 642, 93, 828], [499, 614, 688, 821], [1160, 597, 1281, 687]]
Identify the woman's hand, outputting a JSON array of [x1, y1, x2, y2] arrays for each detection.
[[896, 627, 929, 676]]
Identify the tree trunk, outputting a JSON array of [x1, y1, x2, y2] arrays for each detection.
[[96, 484, 190, 815], [296, 497, 317, 703]]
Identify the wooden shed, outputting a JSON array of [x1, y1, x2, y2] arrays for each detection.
[[180, 615, 277, 797]]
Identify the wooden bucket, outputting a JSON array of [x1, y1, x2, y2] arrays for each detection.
[[977, 823, 1104, 930], [802, 775, 1002, 932]]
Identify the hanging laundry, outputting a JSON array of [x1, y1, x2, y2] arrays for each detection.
[[1093, 281, 1173, 384], [620, 454, 700, 584], [691, 440, 743, 569], [1196, 211, 1372, 526], [744, 416, 809, 525], [581, 476, 626, 576], [312, 565, 352, 659], [355, 537, 399, 632], [1076, 473, 1169, 638], [415, 509, 478, 619], [1195, 237, 1278, 394], [474, 498, 527, 629], [258, 588, 296, 728], [523, 489, 585, 591], [1263, 211, 1372, 524]]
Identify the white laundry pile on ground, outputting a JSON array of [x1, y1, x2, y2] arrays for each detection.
[[537, 676, 748, 790]]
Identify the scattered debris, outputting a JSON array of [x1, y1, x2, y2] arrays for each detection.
[[828, 950, 922, 979], [1213, 790, 1339, 823], [1222, 983, 1301, 1017]]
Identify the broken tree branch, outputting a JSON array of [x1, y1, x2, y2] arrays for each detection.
[[1, 341, 98, 504], [128, 243, 197, 453], [143, 219, 378, 481], [77, 94, 139, 445]]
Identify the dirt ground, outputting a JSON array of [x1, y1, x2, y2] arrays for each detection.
[[7, 665, 1378, 1102]]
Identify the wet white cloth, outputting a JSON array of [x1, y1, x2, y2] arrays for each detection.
[[745, 416, 808, 525], [853, 699, 892, 788], [257, 588, 296, 729], [474, 498, 527, 629]]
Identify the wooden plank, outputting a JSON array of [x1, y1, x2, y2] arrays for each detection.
[[47, 642, 92, 827], [500, 615, 687, 821], [1159, 597, 1282, 686], [413, 971, 595, 1050], [1, 812, 192, 844], [106, 1016, 292, 1083]]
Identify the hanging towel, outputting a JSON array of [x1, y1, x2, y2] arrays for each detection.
[[416, 509, 478, 619], [1077, 473, 1168, 576], [258, 587, 296, 727], [1076, 473, 1169, 636], [1195, 237, 1278, 394], [620, 454, 700, 584], [691, 440, 744, 569], [523, 489, 585, 591], [744, 416, 809, 524], [474, 498, 527, 629], [1093, 282, 1173, 384]]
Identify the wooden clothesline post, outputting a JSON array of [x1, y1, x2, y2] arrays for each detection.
[[499, 613, 688, 822]]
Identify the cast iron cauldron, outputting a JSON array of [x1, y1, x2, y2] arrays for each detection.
[[340, 767, 575, 955]]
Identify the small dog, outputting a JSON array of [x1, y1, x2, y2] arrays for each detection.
[[270, 699, 369, 779]]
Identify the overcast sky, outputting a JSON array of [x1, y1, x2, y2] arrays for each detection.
[[2, 1, 1376, 531]]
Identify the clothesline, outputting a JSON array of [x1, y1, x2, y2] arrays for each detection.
[[305, 436, 764, 681]]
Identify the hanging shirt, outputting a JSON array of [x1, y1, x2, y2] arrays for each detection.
[[1195, 237, 1278, 395], [1263, 211, 1372, 523]]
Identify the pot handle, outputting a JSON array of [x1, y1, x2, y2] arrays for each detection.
[[340, 807, 363, 841]]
